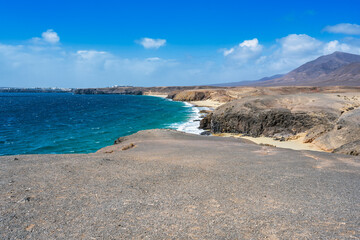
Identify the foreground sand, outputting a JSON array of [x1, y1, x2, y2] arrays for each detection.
[[1, 129, 359, 239]]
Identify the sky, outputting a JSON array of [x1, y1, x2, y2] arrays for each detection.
[[1, 0, 360, 88]]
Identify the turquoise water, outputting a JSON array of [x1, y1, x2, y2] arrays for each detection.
[[0, 93, 196, 155]]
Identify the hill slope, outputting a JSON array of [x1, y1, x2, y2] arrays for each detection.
[[256, 51, 360, 86]]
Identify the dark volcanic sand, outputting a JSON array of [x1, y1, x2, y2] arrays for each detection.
[[1, 129, 359, 239]]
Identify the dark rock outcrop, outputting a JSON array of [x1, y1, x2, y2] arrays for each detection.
[[74, 87, 143, 95], [202, 93, 360, 155], [199, 113, 212, 130], [210, 101, 335, 137]]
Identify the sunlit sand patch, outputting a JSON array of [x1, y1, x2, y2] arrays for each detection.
[[337, 157, 360, 168], [253, 146, 279, 156], [213, 132, 325, 152], [189, 99, 224, 108], [303, 153, 334, 169]]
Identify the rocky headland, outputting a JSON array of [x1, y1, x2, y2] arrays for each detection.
[[73, 86, 218, 96], [164, 86, 360, 155], [203, 92, 360, 155]]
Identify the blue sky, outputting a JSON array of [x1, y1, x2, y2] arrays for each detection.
[[1, 0, 360, 87]]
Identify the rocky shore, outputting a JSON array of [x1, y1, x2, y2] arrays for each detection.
[[1, 129, 359, 239], [166, 87, 360, 156], [74, 85, 360, 155], [202, 92, 360, 155]]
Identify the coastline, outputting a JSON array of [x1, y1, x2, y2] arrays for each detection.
[[169, 102, 210, 135], [146, 93, 212, 135], [146, 93, 328, 153], [1, 95, 359, 238]]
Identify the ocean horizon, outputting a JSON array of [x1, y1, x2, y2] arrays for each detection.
[[0, 92, 204, 156]]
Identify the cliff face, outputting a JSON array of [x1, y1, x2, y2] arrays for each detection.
[[209, 95, 338, 136], [167, 86, 360, 103], [202, 92, 360, 155], [74, 87, 143, 95]]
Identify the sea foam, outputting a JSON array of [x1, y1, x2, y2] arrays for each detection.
[[170, 102, 209, 135]]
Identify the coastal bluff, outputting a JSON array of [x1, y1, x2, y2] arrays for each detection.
[[1, 129, 360, 239], [201, 91, 360, 155]]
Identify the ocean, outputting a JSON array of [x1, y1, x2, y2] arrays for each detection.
[[0, 93, 205, 156]]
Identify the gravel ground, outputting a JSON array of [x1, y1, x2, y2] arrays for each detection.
[[1, 129, 359, 239]]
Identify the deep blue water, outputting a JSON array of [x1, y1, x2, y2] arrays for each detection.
[[0, 93, 195, 155]]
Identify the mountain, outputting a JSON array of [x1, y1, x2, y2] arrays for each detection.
[[255, 51, 360, 86], [209, 74, 285, 87]]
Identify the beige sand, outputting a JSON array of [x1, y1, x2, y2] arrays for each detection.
[[144, 94, 168, 98], [189, 99, 224, 108], [213, 133, 325, 152]]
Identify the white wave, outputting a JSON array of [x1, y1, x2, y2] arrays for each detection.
[[170, 102, 210, 135]]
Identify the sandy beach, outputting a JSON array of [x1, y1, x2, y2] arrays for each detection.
[[213, 133, 325, 152], [143, 93, 169, 98], [189, 99, 225, 108]]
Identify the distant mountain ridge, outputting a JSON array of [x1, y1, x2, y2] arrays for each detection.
[[210, 74, 285, 87], [256, 51, 360, 86], [215, 51, 360, 87]]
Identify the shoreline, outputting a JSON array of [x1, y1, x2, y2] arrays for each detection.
[[146, 94, 328, 153], [145, 93, 212, 135]]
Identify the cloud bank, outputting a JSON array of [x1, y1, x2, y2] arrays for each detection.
[[324, 23, 360, 35], [1, 26, 360, 88]]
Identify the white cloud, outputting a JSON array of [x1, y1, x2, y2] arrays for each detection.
[[323, 40, 351, 54], [223, 38, 263, 62], [146, 57, 161, 62], [324, 23, 360, 35], [137, 37, 166, 49], [32, 29, 60, 44], [221, 34, 360, 78], [76, 50, 108, 60], [223, 48, 234, 56], [42, 29, 60, 43], [278, 34, 322, 55], [258, 34, 360, 74]]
